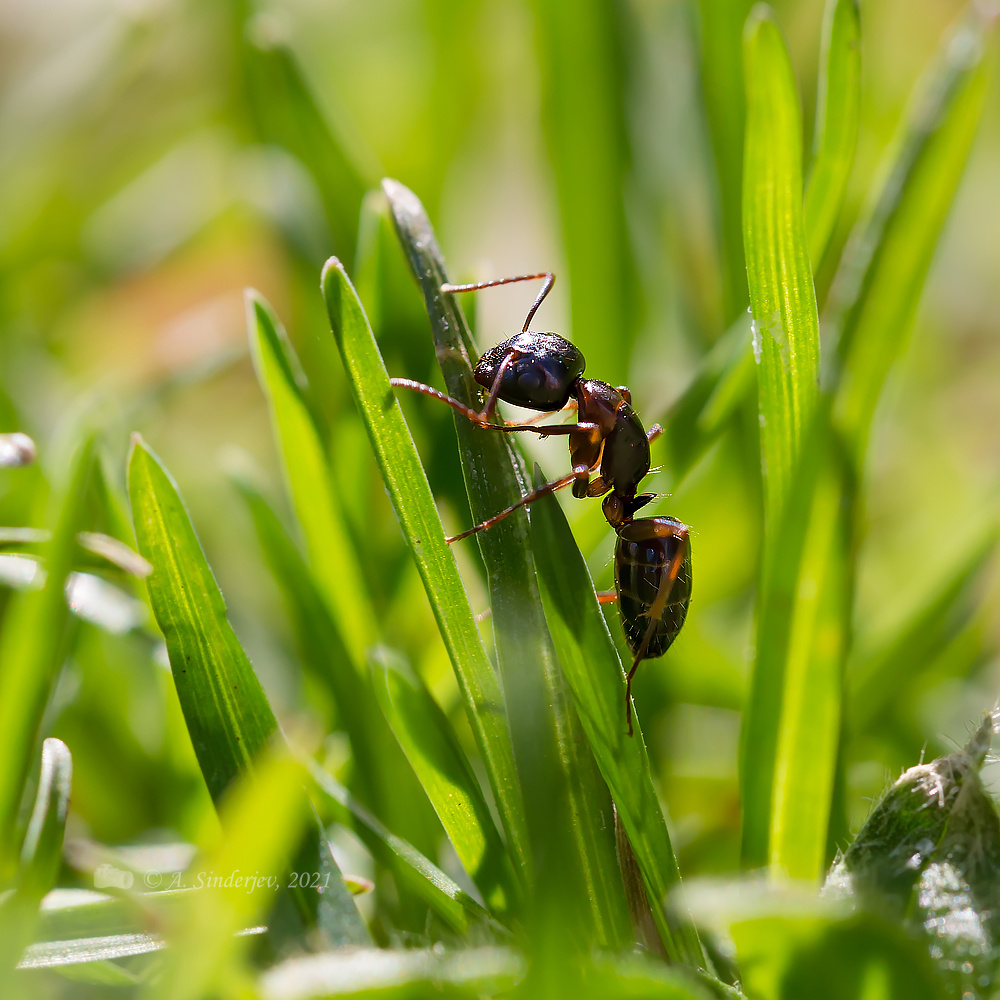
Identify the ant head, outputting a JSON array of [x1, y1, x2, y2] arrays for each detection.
[[474, 332, 585, 411]]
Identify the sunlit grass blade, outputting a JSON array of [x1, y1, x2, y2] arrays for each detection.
[[829, 10, 993, 451], [530, 0, 633, 385], [698, 0, 753, 321], [849, 516, 1000, 734], [247, 292, 377, 669], [370, 649, 520, 921], [528, 477, 704, 967], [0, 435, 94, 873], [319, 254, 529, 879], [740, 5, 824, 873], [382, 179, 629, 948], [260, 946, 523, 999], [804, 0, 861, 270], [0, 739, 72, 979], [305, 759, 493, 936], [127, 436, 367, 946], [742, 5, 820, 530]]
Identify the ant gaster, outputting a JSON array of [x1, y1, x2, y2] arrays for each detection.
[[390, 273, 690, 735]]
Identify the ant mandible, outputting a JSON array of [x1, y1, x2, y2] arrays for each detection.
[[390, 272, 691, 736]]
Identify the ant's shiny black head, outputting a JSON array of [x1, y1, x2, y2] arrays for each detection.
[[474, 332, 585, 411]]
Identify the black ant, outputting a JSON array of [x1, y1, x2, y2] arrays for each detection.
[[390, 273, 691, 736]]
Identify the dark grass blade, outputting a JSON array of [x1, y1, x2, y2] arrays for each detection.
[[0, 436, 94, 873], [370, 649, 521, 921], [528, 475, 706, 967], [804, 0, 861, 269], [127, 437, 368, 947], [382, 179, 630, 949], [319, 255, 529, 882]]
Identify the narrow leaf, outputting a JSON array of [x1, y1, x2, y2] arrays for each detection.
[[370, 649, 520, 920], [247, 292, 377, 670], [804, 0, 861, 268], [740, 5, 824, 872], [320, 254, 529, 879]]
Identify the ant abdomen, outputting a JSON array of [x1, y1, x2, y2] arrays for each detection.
[[615, 517, 692, 661]]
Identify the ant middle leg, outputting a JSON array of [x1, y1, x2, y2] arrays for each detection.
[[447, 464, 591, 544]]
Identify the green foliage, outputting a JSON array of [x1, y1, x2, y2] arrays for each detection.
[[0, 0, 997, 996]]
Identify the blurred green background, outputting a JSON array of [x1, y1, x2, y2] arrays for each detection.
[[1, 0, 997, 887]]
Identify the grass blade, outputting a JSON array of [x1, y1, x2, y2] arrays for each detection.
[[305, 758, 493, 936], [740, 5, 823, 872], [382, 180, 629, 948], [127, 436, 368, 946], [529, 477, 705, 967], [320, 254, 529, 879], [247, 292, 377, 669], [804, 0, 861, 269], [0, 436, 94, 872], [829, 11, 992, 454], [370, 649, 520, 920], [742, 5, 821, 530], [530, 0, 634, 384]]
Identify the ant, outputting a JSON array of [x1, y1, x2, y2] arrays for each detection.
[[390, 273, 691, 736]]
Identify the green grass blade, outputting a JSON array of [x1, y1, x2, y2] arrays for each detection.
[[0, 436, 94, 872], [370, 649, 520, 920], [0, 738, 73, 978], [740, 5, 823, 872], [804, 0, 861, 269], [382, 179, 629, 948], [247, 292, 377, 669], [528, 477, 705, 967], [127, 437, 367, 946], [305, 758, 493, 936], [742, 5, 821, 531], [319, 254, 529, 879], [830, 11, 992, 452], [128, 436, 276, 800], [698, 0, 753, 320], [530, 0, 634, 385]]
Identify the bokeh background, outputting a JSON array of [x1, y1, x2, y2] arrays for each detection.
[[1, 0, 998, 881]]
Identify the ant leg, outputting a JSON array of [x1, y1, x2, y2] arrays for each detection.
[[596, 591, 618, 605], [447, 465, 589, 544], [441, 272, 555, 332], [646, 423, 663, 444], [624, 524, 689, 737], [389, 378, 497, 427]]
